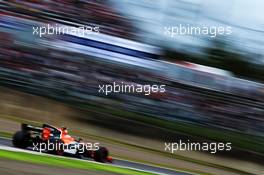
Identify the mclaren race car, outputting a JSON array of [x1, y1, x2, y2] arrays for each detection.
[[12, 123, 112, 163]]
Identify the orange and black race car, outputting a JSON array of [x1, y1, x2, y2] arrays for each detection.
[[12, 123, 113, 163]]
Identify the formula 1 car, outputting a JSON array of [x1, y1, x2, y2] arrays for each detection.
[[12, 123, 112, 163]]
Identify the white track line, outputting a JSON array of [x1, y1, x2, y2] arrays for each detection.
[[114, 157, 195, 175], [0, 136, 11, 140]]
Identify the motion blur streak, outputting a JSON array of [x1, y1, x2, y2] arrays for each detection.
[[0, 0, 263, 175]]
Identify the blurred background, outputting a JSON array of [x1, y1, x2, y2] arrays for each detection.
[[0, 0, 264, 175]]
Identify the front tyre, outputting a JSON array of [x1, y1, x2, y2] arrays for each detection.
[[12, 131, 30, 149], [94, 147, 109, 163]]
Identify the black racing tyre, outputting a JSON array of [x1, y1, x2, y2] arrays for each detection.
[[94, 147, 108, 163], [12, 131, 30, 149], [50, 140, 64, 156]]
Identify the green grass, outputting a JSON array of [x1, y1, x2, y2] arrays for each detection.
[[0, 149, 156, 175]]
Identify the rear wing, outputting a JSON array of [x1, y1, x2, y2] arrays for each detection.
[[21, 123, 43, 132]]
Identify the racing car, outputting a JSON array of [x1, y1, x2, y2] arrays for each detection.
[[12, 123, 112, 163]]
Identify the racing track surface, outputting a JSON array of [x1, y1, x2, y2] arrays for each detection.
[[0, 137, 193, 175]]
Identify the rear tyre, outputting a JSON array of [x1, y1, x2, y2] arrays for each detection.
[[12, 131, 30, 149], [94, 147, 108, 163]]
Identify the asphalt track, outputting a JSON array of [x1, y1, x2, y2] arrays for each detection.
[[0, 137, 193, 175]]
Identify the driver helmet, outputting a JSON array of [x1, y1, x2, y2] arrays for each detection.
[[61, 126, 68, 135]]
